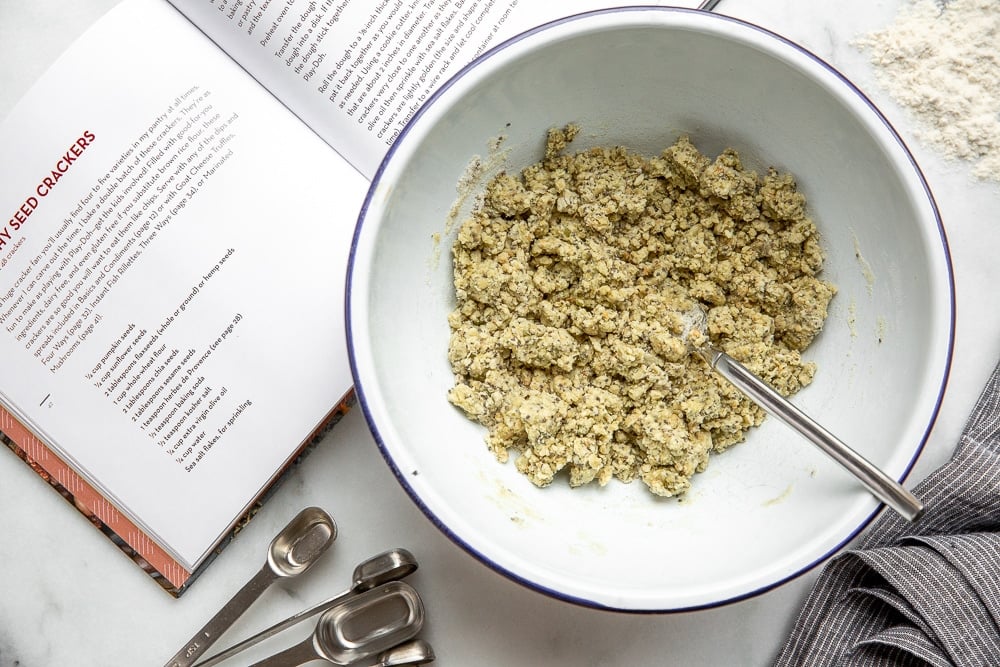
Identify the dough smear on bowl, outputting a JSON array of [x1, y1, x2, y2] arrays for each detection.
[[446, 125, 837, 498]]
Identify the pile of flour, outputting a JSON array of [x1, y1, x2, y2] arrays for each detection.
[[854, 0, 1000, 181]]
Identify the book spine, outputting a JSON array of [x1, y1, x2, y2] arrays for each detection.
[[1, 392, 355, 596], [0, 405, 192, 594]]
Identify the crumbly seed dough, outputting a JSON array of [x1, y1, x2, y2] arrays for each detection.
[[447, 126, 836, 498]]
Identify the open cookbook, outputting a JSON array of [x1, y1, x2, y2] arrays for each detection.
[[0, 0, 696, 595]]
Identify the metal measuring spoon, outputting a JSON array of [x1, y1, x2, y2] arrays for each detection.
[[193, 548, 419, 667], [249, 580, 425, 666], [681, 305, 924, 521], [374, 638, 436, 666], [164, 507, 337, 667]]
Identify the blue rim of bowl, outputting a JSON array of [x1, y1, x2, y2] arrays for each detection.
[[345, 5, 956, 613]]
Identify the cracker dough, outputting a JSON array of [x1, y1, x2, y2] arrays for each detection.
[[447, 126, 836, 497]]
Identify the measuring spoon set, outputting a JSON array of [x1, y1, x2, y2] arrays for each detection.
[[162, 507, 434, 667]]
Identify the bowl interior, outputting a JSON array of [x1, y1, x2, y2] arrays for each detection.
[[348, 8, 952, 611]]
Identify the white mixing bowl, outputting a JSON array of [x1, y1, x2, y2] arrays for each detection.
[[346, 7, 954, 611]]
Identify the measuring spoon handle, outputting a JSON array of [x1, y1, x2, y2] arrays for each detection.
[[164, 564, 278, 667], [249, 637, 321, 667], [193, 586, 353, 667]]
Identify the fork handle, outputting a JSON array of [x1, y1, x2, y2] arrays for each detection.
[[700, 347, 924, 521]]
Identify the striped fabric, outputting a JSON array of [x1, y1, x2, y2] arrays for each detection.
[[775, 361, 1000, 666]]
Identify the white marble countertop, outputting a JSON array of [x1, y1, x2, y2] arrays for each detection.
[[1, 1, 998, 665]]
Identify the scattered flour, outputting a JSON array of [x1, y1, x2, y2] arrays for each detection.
[[853, 0, 1000, 181]]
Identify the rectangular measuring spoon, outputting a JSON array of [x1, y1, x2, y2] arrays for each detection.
[[192, 548, 418, 667], [163, 507, 337, 667], [249, 581, 425, 666]]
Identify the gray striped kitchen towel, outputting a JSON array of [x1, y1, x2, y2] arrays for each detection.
[[775, 360, 1000, 666]]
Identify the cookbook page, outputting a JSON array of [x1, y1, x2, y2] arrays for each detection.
[[168, 0, 701, 178], [0, 0, 366, 569]]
